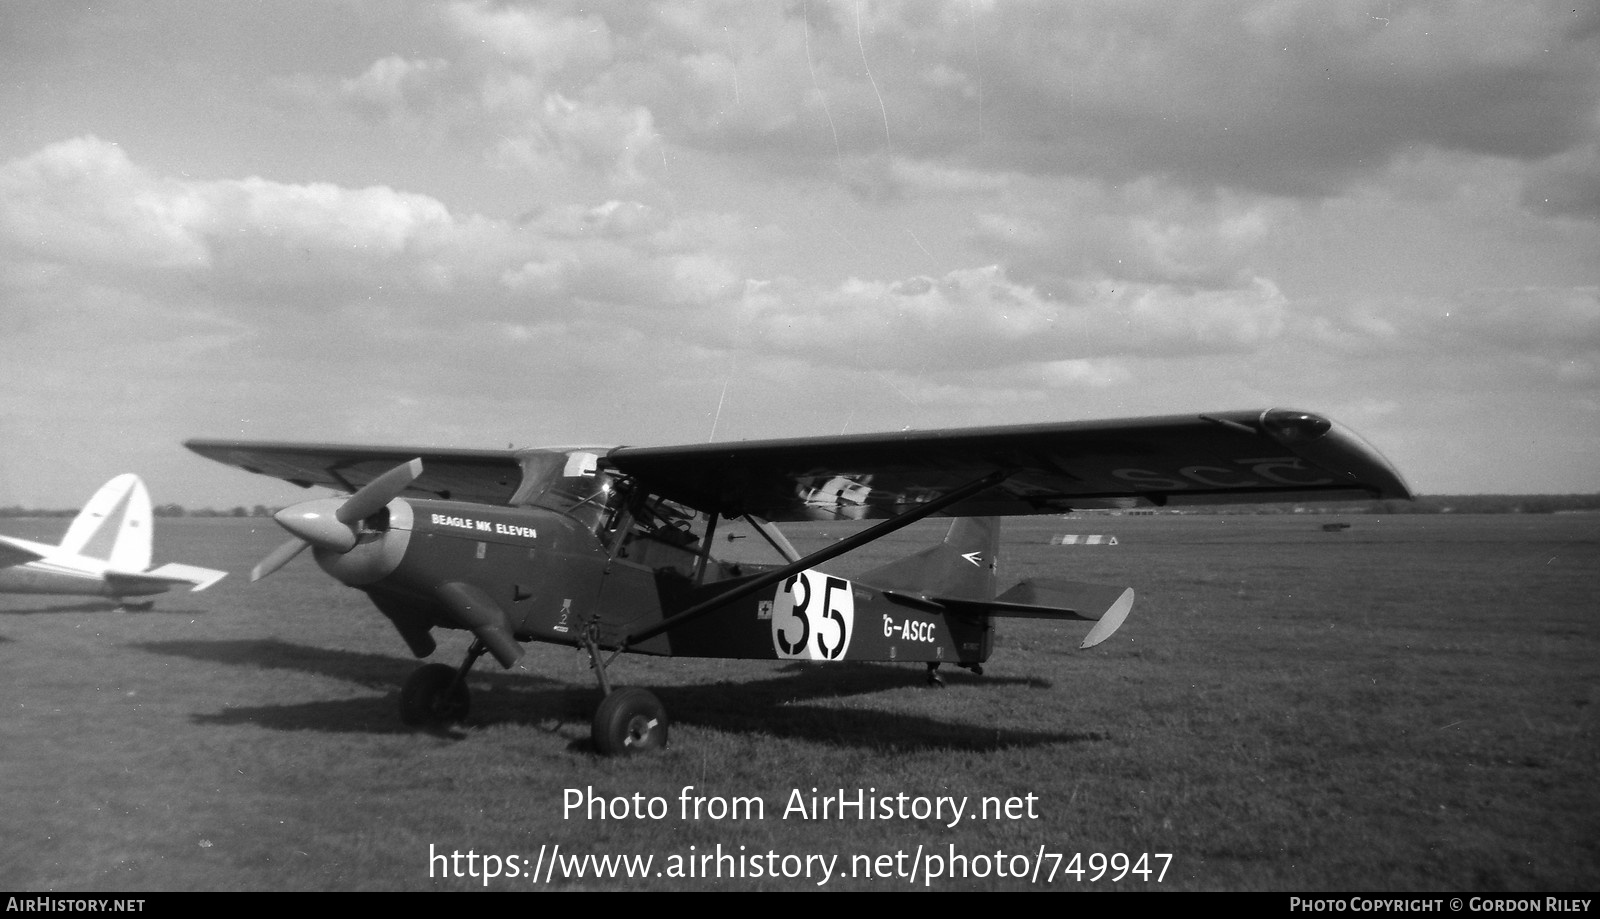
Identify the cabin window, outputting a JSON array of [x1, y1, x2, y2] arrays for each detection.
[[511, 449, 626, 536]]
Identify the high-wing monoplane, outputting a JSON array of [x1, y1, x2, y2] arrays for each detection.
[[187, 408, 1410, 754], [0, 474, 227, 609]]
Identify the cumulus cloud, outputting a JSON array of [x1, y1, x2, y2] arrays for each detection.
[[1450, 287, 1600, 359], [1524, 144, 1600, 219], [888, 158, 1011, 196], [445, 0, 615, 79], [439, 2, 663, 184], [968, 180, 1282, 291], [1296, 286, 1600, 366], [0, 138, 752, 338], [734, 264, 1287, 372], [0, 137, 507, 314], [0, 137, 212, 272], [0, 139, 1303, 392], [948, 0, 1600, 194], [338, 55, 452, 120], [296, 2, 1598, 206], [487, 93, 659, 183], [3, 3, 1597, 504], [432, 1, 1593, 199]]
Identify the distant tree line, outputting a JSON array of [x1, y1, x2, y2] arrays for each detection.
[[0, 504, 277, 519], [1193, 494, 1600, 515], [155, 505, 277, 518]]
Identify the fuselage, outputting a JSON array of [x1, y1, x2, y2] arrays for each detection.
[[317, 496, 992, 667], [0, 538, 170, 598]]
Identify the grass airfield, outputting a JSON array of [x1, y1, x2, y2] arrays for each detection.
[[0, 512, 1595, 891]]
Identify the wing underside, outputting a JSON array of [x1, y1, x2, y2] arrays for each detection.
[[184, 441, 527, 505], [186, 408, 1411, 520], [606, 408, 1412, 520]]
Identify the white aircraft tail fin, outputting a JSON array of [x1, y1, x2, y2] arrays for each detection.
[[58, 474, 154, 572]]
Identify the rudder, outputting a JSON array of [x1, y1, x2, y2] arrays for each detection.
[[59, 474, 154, 571], [858, 516, 1001, 601]]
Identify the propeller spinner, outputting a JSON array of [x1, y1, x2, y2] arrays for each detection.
[[251, 458, 424, 581]]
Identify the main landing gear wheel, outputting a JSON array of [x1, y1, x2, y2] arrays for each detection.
[[592, 687, 668, 756], [399, 663, 471, 726]]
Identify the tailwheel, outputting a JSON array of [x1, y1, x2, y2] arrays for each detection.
[[592, 687, 668, 756], [399, 662, 471, 726]]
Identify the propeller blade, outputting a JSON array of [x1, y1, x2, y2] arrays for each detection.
[[252, 459, 424, 580], [273, 498, 357, 552], [251, 537, 310, 582], [337, 458, 424, 524]]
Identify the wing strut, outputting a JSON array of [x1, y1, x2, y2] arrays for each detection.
[[619, 469, 1013, 647], [745, 515, 800, 562]]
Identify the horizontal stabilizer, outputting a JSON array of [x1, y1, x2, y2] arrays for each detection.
[[986, 578, 1135, 649], [107, 564, 229, 593], [886, 578, 1133, 649], [0, 534, 48, 568], [148, 563, 229, 592]]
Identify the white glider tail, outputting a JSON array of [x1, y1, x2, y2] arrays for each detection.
[[0, 474, 226, 605], [59, 473, 154, 572]]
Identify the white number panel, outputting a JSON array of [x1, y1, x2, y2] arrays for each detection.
[[770, 570, 855, 661]]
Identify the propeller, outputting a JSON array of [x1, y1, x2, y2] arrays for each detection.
[[250, 537, 310, 582], [251, 458, 424, 582]]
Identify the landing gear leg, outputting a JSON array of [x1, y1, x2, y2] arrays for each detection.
[[926, 662, 945, 687], [399, 639, 486, 726], [581, 624, 669, 756]]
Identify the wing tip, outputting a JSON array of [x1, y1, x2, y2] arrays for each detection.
[[1079, 588, 1135, 649]]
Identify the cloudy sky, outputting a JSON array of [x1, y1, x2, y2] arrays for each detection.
[[1, 1, 1596, 508]]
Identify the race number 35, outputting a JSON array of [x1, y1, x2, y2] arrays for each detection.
[[772, 570, 855, 661]]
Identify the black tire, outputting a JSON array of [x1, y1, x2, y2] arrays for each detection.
[[591, 687, 668, 756], [399, 663, 470, 726]]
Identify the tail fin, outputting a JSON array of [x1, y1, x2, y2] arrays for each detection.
[[58, 474, 153, 571], [863, 516, 1133, 650], [859, 516, 1000, 601]]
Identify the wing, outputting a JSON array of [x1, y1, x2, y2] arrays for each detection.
[[103, 565, 227, 594], [187, 408, 1411, 519], [184, 440, 527, 505], [0, 534, 49, 568], [606, 408, 1412, 521], [144, 563, 229, 592]]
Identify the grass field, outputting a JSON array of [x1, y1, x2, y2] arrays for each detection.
[[1, 512, 1595, 891]]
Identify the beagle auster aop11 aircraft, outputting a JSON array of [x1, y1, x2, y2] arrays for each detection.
[[186, 408, 1410, 755]]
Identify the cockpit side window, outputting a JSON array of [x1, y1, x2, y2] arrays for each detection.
[[551, 471, 622, 534], [512, 450, 626, 536], [605, 489, 790, 583], [617, 494, 705, 575]]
